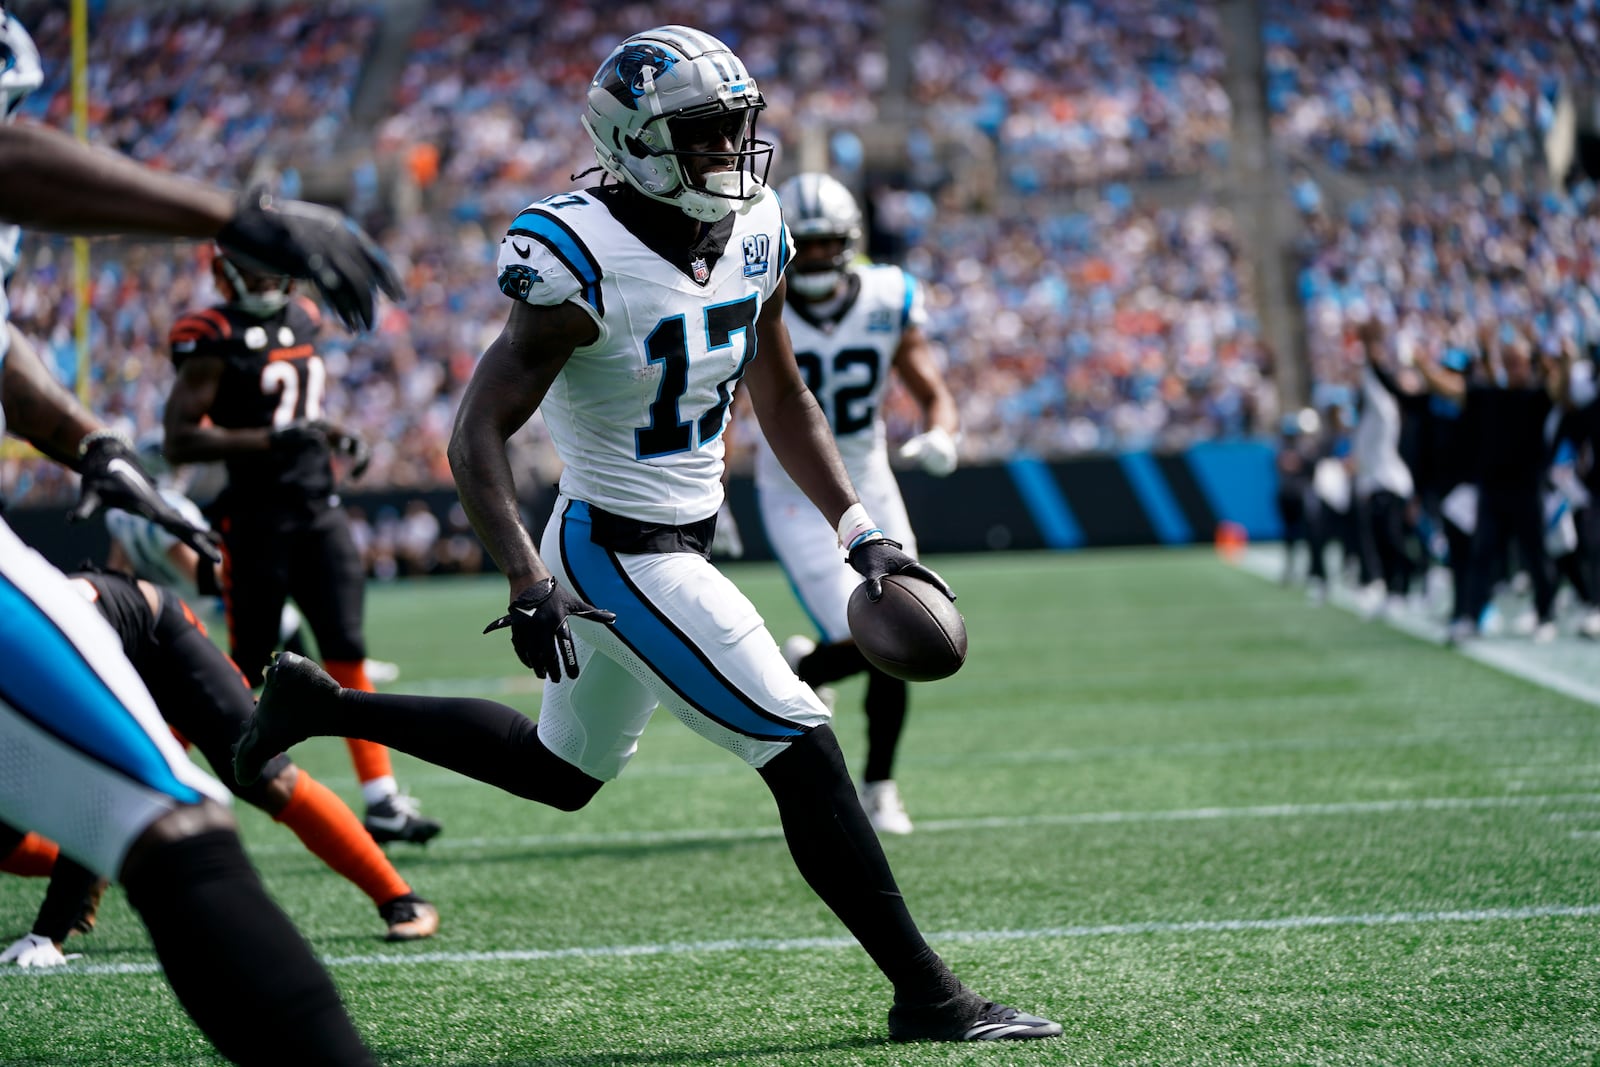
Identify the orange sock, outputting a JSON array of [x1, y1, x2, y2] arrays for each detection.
[[273, 770, 410, 906], [0, 832, 59, 877], [324, 659, 394, 783]]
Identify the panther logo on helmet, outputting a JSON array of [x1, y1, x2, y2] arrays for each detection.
[[581, 26, 774, 224], [602, 44, 678, 111]]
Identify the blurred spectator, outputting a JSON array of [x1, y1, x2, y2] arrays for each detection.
[[395, 499, 441, 577], [1266, 0, 1598, 172], [903, 190, 1271, 460], [918, 0, 1232, 191], [2, 1, 1273, 514]]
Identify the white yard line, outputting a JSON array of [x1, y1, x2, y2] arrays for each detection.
[[10, 903, 1599, 979]]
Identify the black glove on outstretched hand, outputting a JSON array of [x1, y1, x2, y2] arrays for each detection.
[[71, 432, 221, 563], [846, 536, 956, 602], [483, 577, 617, 681], [216, 187, 403, 333]]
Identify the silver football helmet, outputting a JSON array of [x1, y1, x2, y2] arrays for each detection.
[[0, 9, 44, 124], [582, 26, 773, 223], [776, 173, 862, 299]]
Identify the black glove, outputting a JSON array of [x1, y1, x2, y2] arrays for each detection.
[[71, 432, 221, 563], [269, 418, 331, 451], [327, 427, 372, 480], [216, 187, 403, 334], [482, 577, 617, 681], [846, 536, 956, 603]]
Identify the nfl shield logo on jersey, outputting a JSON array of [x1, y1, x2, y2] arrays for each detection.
[[691, 256, 710, 284], [742, 234, 770, 278]]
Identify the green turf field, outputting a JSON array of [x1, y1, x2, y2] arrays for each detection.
[[4, 548, 1599, 1065]]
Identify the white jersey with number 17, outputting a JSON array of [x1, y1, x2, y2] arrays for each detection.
[[495, 190, 791, 526]]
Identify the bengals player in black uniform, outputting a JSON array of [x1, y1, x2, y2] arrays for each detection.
[[163, 251, 440, 844], [0, 565, 439, 961]]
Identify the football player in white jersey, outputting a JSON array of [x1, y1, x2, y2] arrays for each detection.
[[752, 172, 960, 836], [236, 25, 1060, 1044], [0, 6, 397, 1060]]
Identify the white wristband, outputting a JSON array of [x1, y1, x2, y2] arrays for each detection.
[[836, 503, 882, 550]]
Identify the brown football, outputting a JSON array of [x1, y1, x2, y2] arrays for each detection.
[[847, 574, 968, 682]]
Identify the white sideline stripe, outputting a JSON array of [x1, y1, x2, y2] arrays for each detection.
[[9, 904, 1600, 980], [242, 792, 1600, 856], [1236, 549, 1600, 708]]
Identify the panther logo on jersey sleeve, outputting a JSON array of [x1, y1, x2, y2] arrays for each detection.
[[496, 197, 604, 321]]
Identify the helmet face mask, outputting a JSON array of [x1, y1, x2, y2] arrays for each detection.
[[214, 252, 293, 317], [583, 27, 774, 223], [776, 173, 863, 299]]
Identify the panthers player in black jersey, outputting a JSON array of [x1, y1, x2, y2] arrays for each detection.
[[163, 253, 440, 845]]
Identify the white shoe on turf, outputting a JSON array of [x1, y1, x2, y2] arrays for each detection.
[[781, 634, 815, 673], [861, 779, 914, 835], [782, 635, 837, 711]]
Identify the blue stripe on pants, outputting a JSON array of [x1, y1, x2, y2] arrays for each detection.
[[559, 501, 808, 741], [0, 574, 203, 803]]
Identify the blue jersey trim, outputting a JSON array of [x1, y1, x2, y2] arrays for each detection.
[[558, 501, 810, 741], [0, 573, 203, 803], [508, 209, 605, 316], [901, 271, 916, 329]]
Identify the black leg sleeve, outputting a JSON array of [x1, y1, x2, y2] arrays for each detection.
[[121, 829, 376, 1067], [334, 689, 603, 810], [861, 668, 908, 784], [796, 641, 871, 686], [757, 725, 959, 1006], [32, 855, 100, 944]]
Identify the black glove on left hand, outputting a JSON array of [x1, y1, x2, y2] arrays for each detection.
[[327, 427, 372, 480], [71, 433, 221, 563], [483, 577, 617, 681], [216, 187, 403, 334], [846, 537, 956, 603]]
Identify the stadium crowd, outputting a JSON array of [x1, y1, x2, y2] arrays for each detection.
[[1265, 0, 1598, 172], [2, 0, 1272, 528]]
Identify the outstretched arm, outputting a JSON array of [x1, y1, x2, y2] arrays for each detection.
[[0, 122, 231, 236], [0, 325, 97, 465], [0, 122, 400, 332]]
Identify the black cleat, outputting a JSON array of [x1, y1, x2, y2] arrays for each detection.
[[889, 988, 1063, 1042], [363, 793, 442, 845], [378, 893, 440, 941], [232, 651, 338, 786]]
